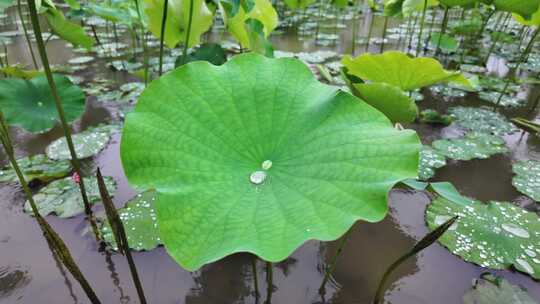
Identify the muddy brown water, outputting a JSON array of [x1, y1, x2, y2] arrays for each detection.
[[2, 10, 540, 304]]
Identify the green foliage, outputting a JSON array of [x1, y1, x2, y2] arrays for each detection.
[[353, 82, 418, 123], [430, 33, 458, 52], [420, 109, 454, 125], [24, 176, 116, 218], [512, 160, 540, 201], [419, 146, 446, 180], [175, 43, 227, 67], [491, 0, 540, 21], [439, 0, 478, 7], [44, 5, 94, 49], [427, 196, 540, 279], [342, 51, 470, 91], [101, 190, 161, 251], [463, 274, 537, 304], [0, 74, 85, 133], [46, 124, 118, 160], [120, 53, 420, 270], [0, 0, 13, 13], [145, 0, 214, 48], [0, 154, 71, 183], [283, 0, 316, 9], [432, 132, 508, 161], [448, 106, 517, 136]]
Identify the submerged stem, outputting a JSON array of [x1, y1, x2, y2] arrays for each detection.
[[26, 0, 100, 240], [265, 262, 273, 304], [319, 230, 350, 297]]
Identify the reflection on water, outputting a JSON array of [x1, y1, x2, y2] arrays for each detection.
[[0, 265, 31, 301]]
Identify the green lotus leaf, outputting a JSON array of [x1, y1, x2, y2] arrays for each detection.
[[439, 0, 478, 7], [283, 0, 316, 9], [429, 182, 473, 205], [463, 274, 537, 304], [342, 51, 470, 92], [449, 106, 518, 136], [175, 43, 227, 67], [24, 176, 116, 218], [384, 0, 403, 17], [0, 74, 85, 133], [402, 0, 439, 16], [120, 53, 421, 271], [0, 65, 43, 79], [513, 8, 540, 26], [419, 146, 446, 180], [44, 6, 94, 49], [145, 0, 214, 48], [492, 0, 540, 21], [429, 33, 458, 52], [420, 109, 454, 125], [0, 154, 71, 183], [222, 0, 278, 49], [101, 190, 161, 251], [0, 0, 14, 12], [512, 160, 540, 202], [352, 82, 418, 123], [427, 196, 540, 279], [432, 132, 508, 161], [46, 124, 118, 160]]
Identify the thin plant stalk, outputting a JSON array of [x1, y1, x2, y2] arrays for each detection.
[[17, 0, 38, 69], [90, 25, 102, 46], [265, 262, 273, 304], [315, 0, 324, 41], [132, 0, 149, 85], [252, 257, 260, 301], [435, 7, 449, 57], [379, 16, 388, 53], [483, 12, 510, 65], [424, 7, 436, 54], [495, 27, 540, 107], [180, 0, 195, 65], [365, 9, 375, 52], [158, 0, 169, 76], [415, 0, 428, 56], [96, 169, 147, 304], [407, 13, 419, 53], [373, 216, 458, 304], [26, 0, 100, 240], [0, 112, 101, 304], [319, 230, 350, 297], [351, 0, 358, 55]]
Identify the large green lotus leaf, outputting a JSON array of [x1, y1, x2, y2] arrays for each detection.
[[419, 146, 446, 180], [283, 0, 316, 9], [353, 82, 418, 123], [145, 0, 214, 48], [513, 8, 540, 26], [439, 0, 478, 7], [222, 0, 278, 48], [24, 176, 116, 218], [0, 154, 71, 183], [512, 160, 540, 202], [432, 132, 508, 161], [384, 0, 403, 17], [448, 107, 518, 136], [463, 274, 537, 304], [46, 124, 118, 160], [101, 190, 161, 251], [402, 0, 439, 16], [120, 53, 421, 271], [427, 197, 540, 279], [45, 7, 94, 49], [342, 51, 469, 92], [492, 0, 540, 20], [0, 74, 85, 133]]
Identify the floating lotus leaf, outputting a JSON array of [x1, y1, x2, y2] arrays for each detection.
[[478, 91, 526, 108], [463, 274, 537, 304], [175, 43, 227, 67], [512, 160, 540, 202], [0, 154, 71, 183], [432, 132, 508, 161], [342, 51, 470, 92], [420, 109, 454, 125], [145, 0, 214, 48], [427, 197, 540, 279], [101, 190, 161, 251], [448, 107, 518, 136], [46, 124, 118, 160], [0, 74, 85, 133], [24, 176, 116, 218], [352, 82, 418, 123], [120, 53, 420, 271], [419, 146, 446, 180]]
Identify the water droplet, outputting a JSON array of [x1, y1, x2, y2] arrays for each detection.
[[262, 160, 272, 170], [250, 171, 267, 185], [502, 223, 530, 238], [434, 215, 457, 230], [525, 249, 537, 258], [516, 258, 534, 274], [37, 101, 43, 107]]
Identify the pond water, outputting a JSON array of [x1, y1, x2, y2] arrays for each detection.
[[1, 5, 540, 304]]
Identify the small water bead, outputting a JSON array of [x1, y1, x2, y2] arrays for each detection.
[[501, 223, 530, 238], [516, 258, 535, 275], [37, 101, 44, 107], [250, 171, 267, 185], [262, 160, 273, 170]]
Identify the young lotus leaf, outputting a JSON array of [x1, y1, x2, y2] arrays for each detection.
[[0, 74, 85, 133], [419, 146, 446, 180], [463, 274, 537, 304], [46, 124, 118, 160], [432, 132, 508, 161], [512, 160, 540, 202], [401, 0, 438, 16], [44, 7, 94, 49], [352, 82, 418, 123], [145, 0, 214, 48], [429, 33, 458, 53], [491, 0, 540, 21], [0, 154, 71, 183], [420, 109, 454, 125], [427, 197, 540, 279], [174, 43, 227, 67], [24, 176, 116, 218], [120, 53, 421, 271], [342, 51, 470, 92], [283, 0, 316, 9], [222, 0, 278, 49], [101, 190, 161, 251], [448, 106, 518, 136]]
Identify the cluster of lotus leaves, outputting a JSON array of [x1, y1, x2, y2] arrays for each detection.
[[120, 53, 421, 271]]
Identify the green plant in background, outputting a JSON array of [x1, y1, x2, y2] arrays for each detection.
[[121, 53, 421, 270]]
